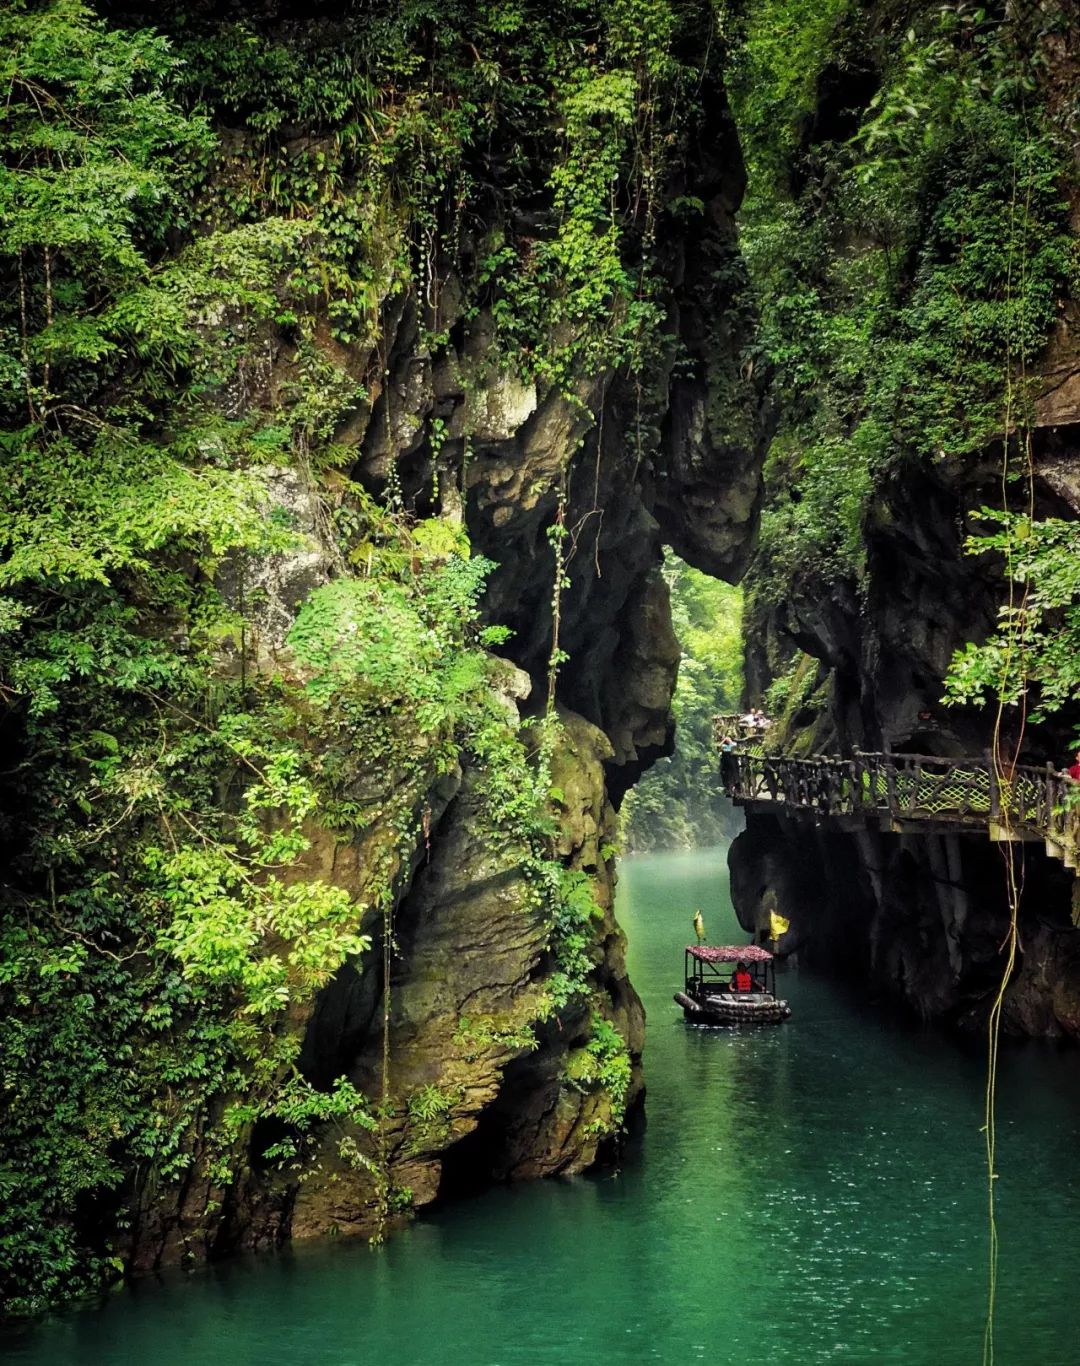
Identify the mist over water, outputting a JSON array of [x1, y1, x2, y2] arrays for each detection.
[[7, 846, 1080, 1365]]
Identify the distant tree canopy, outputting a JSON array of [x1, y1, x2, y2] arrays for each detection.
[[620, 558, 743, 852]]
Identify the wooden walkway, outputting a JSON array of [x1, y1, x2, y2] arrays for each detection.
[[720, 748, 1080, 869]]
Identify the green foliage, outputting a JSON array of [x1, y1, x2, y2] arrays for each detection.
[[0, 429, 281, 590], [0, 0, 212, 281], [763, 650, 818, 721], [621, 558, 744, 851], [404, 1083, 464, 1153], [163, 0, 711, 384], [0, 8, 318, 1308], [0, 1, 370, 1313], [723, 0, 854, 189], [944, 512, 1080, 732], [564, 1010, 633, 1136], [288, 559, 493, 712], [0, 609, 382, 1310], [454, 1013, 539, 1061], [258, 1076, 377, 1171], [730, 2, 1074, 605], [539, 862, 605, 1011], [0, 0, 648, 1315], [484, 50, 664, 384], [407, 1084, 458, 1124]]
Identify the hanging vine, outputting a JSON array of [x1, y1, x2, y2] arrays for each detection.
[[373, 888, 394, 1244]]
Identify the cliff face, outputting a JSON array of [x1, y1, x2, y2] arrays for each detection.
[[220, 125, 760, 1252], [124, 709, 649, 1268], [745, 447, 1080, 764], [734, 427, 1080, 1038], [0, 1, 764, 1307], [193, 10, 761, 1258], [731, 811, 1080, 1036], [729, 1, 1080, 1036]]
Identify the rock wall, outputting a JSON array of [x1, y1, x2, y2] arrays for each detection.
[[99, 8, 766, 1272], [745, 446, 1080, 766], [732, 423, 1080, 1039], [731, 810, 1080, 1036]]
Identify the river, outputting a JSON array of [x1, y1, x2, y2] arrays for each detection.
[[7, 846, 1080, 1365]]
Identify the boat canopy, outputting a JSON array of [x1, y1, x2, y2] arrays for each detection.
[[686, 944, 773, 964]]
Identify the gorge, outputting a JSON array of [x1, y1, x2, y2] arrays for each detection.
[[2, 0, 1080, 1349]]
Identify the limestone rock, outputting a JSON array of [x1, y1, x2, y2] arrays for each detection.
[[113, 4, 758, 1277], [275, 709, 644, 1242], [214, 466, 334, 672]]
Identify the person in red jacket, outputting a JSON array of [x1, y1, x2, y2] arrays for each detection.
[[1069, 751, 1080, 782], [731, 962, 754, 993]]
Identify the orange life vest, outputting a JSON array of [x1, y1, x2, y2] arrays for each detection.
[[734, 969, 753, 993]]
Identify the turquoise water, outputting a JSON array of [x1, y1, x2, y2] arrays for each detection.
[[7, 846, 1080, 1365]]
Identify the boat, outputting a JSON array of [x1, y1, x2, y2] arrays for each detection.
[[674, 944, 791, 1025]]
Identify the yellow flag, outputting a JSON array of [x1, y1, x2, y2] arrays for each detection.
[[769, 910, 790, 941]]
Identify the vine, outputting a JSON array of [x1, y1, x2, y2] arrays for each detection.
[[546, 477, 570, 715], [374, 890, 394, 1243]]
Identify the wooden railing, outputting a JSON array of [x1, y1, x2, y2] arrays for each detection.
[[720, 749, 1080, 868]]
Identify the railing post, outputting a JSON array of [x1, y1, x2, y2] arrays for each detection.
[[827, 761, 840, 812], [851, 749, 862, 811], [884, 757, 898, 819]]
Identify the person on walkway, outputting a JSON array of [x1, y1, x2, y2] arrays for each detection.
[[719, 736, 738, 792], [1069, 751, 1080, 782], [693, 909, 706, 943]]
